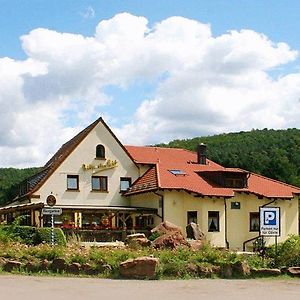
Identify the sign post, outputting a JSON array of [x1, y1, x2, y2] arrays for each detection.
[[45, 195, 59, 246], [260, 207, 280, 261]]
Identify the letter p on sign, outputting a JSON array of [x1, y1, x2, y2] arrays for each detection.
[[264, 211, 276, 225]]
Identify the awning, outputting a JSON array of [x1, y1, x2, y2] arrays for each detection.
[[53, 205, 157, 214], [0, 202, 44, 214], [0, 203, 157, 215]]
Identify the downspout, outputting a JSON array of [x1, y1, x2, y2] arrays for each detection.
[[224, 197, 229, 249], [261, 198, 276, 208], [154, 191, 164, 221]]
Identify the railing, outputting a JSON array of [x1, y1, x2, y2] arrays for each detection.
[[242, 235, 262, 252], [62, 228, 151, 242]]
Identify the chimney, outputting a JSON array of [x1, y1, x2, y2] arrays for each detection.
[[197, 143, 207, 165]]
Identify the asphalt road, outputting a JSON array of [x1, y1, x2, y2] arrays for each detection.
[[0, 275, 299, 300]]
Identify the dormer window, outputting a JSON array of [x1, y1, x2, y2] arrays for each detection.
[[96, 144, 105, 159]]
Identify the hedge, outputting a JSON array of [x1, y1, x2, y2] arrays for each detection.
[[1, 225, 36, 244], [34, 228, 67, 246]]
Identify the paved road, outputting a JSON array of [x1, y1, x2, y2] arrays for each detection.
[[0, 275, 299, 300]]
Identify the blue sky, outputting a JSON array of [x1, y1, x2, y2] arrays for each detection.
[[1, 0, 300, 58], [1, 1, 300, 167]]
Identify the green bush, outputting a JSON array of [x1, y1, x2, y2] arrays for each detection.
[[1, 225, 36, 244], [266, 235, 300, 267], [0, 226, 14, 244], [34, 228, 67, 246]]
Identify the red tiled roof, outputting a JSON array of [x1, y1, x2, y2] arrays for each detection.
[[125, 166, 158, 195], [125, 146, 300, 198]]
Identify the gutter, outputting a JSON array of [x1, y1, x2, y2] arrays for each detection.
[[224, 197, 229, 249]]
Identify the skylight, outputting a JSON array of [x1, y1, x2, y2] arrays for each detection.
[[169, 169, 186, 175]]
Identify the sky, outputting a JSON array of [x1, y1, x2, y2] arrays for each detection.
[[1, 0, 300, 168]]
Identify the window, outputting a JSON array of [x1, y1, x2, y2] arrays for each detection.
[[169, 169, 186, 175], [67, 175, 79, 190], [92, 176, 108, 191], [96, 144, 105, 159], [208, 211, 219, 232], [187, 211, 197, 224], [250, 212, 260, 232], [120, 177, 131, 191], [231, 201, 241, 209]]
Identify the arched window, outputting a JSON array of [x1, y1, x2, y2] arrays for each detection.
[[96, 144, 105, 159]]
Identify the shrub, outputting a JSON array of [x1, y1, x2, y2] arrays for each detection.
[[148, 231, 161, 241], [0, 226, 14, 244], [266, 235, 300, 267], [1, 225, 36, 244], [34, 228, 67, 246]]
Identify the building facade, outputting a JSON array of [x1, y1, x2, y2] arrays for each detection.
[[0, 118, 299, 251]]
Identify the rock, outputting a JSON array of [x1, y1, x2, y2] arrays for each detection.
[[252, 268, 281, 276], [198, 265, 220, 278], [185, 263, 198, 276], [39, 259, 49, 271], [126, 234, 151, 248], [25, 262, 39, 272], [119, 256, 159, 279], [0, 257, 7, 267], [51, 258, 67, 272], [126, 233, 146, 240], [152, 231, 188, 249], [221, 264, 232, 278], [68, 262, 81, 274], [81, 263, 97, 275], [232, 261, 251, 276], [187, 239, 204, 251], [151, 221, 183, 235], [287, 267, 300, 277], [186, 223, 205, 240], [3, 260, 22, 272]]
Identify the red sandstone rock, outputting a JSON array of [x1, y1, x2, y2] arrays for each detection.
[[119, 256, 159, 279]]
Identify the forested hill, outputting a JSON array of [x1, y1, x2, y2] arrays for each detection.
[[0, 167, 41, 205], [157, 128, 300, 187], [0, 128, 300, 205]]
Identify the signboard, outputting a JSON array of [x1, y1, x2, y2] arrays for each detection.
[[260, 207, 280, 236], [42, 208, 62, 215], [46, 195, 56, 207]]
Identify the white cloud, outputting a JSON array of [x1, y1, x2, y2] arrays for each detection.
[[0, 13, 299, 167]]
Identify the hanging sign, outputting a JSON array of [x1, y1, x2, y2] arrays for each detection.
[[82, 159, 118, 173], [260, 207, 280, 236], [42, 208, 62, 215], [46, 195, 56, 207]]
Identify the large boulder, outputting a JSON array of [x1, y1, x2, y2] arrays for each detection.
[[151, 221, 188, 249], [152, 231, 188, 249], [119, 256, 159, 279], [151, 221, 182, 235], [186, 223, 205, 240]]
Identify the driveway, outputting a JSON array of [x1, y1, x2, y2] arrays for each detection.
[[0, 275, 299, 300]]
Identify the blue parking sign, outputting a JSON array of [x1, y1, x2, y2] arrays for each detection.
[[260, 207, 280, 236]]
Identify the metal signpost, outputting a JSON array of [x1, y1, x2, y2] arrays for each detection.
[[260, 207, 280, 261], [44, 195, 61, 246]]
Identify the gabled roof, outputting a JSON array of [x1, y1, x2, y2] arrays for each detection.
[[125, 166, 159, 196], [125, 146, 300, 198], [16, 117, 135, 199]]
